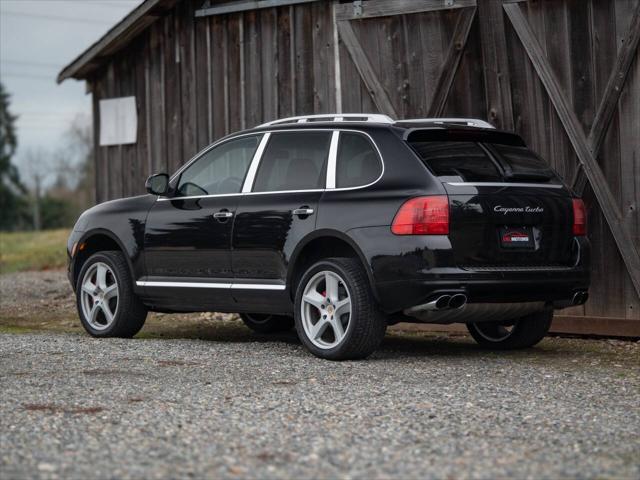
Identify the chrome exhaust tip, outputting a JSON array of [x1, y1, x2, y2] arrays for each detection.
[[572, 291, 588, 305], [448, 293, 467, 309], [424, 295, 451, 311]]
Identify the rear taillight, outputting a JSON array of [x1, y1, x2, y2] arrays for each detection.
[[391, 195, 449, 235], [572, 198, 587, 236]]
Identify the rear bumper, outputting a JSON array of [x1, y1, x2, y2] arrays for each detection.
[[348, 226, 590, 313], [376, 270, 589, 313]]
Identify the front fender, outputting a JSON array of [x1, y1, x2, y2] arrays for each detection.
[[68, 194, 156, 291]]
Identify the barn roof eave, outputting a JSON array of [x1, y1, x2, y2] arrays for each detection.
[[56, 0, 178, 84]]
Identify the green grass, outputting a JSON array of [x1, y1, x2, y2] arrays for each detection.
[[0, 229, 70, 274]]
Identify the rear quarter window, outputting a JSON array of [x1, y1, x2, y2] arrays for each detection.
[[336, 132, 382, 188]]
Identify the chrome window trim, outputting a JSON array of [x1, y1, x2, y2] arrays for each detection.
[[242, 133, 271, 193], [158, 128, 386, 201], [326, 131, 340, 189], [446, 182, 564, 189], [137, 280, 285, 290], [245, 188, 326, 196]]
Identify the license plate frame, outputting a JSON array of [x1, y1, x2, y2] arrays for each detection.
[[499, 226, 535, 250]]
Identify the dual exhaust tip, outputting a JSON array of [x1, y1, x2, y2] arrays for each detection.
[[426, 293, 468, 311]]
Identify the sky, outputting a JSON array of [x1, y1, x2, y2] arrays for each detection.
[[0, 0, 143, 178]]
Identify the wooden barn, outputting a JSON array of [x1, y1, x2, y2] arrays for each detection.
[[57, 0, 640, 336]]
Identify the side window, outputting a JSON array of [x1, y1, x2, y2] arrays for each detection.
[[177, 135, 261, 196], [335, 132, 382, 188], [252, 132, 331, 192]]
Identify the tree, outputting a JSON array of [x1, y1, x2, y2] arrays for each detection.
[[0, 82, 28, 230], [22, 148, 49, 230], [47, 115, 95, 223]]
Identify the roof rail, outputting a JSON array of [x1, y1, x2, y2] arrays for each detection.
[[257, 113, 395, 128], [256, 114, 495, 129], [398, 118, 496, 129]]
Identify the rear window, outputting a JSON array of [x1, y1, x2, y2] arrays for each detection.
[[409, 139, 558, 183], [490, 144, 555, 181], [410, 141, 502, 182]]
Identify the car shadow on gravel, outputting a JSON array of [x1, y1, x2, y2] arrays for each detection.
[[376, 333, 572, 360], [135, 320, 579, 361], [2, 312, 631, 363]]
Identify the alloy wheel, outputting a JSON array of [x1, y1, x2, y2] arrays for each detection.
[[80, 262, 119, 331], [300, 270, 352, 349]]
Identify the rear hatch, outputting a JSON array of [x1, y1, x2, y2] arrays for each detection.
[[407, 129, 574, 269]]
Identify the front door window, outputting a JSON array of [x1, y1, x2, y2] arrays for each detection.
[[177, 135, 262, 197]]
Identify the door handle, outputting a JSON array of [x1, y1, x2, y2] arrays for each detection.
[[292, 207, 314, 217], [213, 210, 234, 220]]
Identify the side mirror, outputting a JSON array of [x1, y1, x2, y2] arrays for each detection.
[[145, 173, 169, 195]]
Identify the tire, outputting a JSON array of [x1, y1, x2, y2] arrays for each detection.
[[466, 308, 553, 350], [75, 251, 147, 338], [240, 313, 294, 333], [294, 257, 386, 360]]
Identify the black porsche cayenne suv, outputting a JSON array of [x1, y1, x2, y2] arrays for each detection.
[[67, 114, 590, 360]]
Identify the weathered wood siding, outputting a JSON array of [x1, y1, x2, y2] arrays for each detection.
[[88, 0, 639, 330]]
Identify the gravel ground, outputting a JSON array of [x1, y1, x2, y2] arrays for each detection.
[[1, 270, 639, 479]]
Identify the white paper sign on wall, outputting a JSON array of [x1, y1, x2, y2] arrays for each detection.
[[99, 96, 138, 146]]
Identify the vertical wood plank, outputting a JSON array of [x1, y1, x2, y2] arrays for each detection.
[[226, 14, 242, 133], [541, 1, 575, 180], [477, 0, 514, 130], [294, 4, 314, 115], [91, 76, 104, 204], [211, 15, 227, 140], [149, 21, 167, 175], [178, 1, 197, 163], [118, 53, 135, 199], [616, 0, 640, 319], [312, 1, 335, 113], [584, 0, 623, 318], [260, 8, 278, 123], [276, 6, 294, 118], [163, 13, 183, 173], [106, 62, 120, 200], [136, 36, 150, 195], [194, 11, 211, 149], [243, 10, 262, 128]]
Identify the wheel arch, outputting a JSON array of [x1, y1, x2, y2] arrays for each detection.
[[286, 229, 378, 302], [72, 228, 136, 290]]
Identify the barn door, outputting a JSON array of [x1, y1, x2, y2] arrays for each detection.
[[502, 1, 640, 300], [333, 0, 480, 120], [334, 0, 640, 303]]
